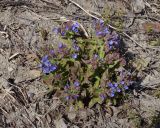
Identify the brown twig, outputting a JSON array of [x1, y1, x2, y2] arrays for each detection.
[[68, 0, 99, 20]]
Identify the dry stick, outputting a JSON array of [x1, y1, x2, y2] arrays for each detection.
[[108, 24, 145, 49], [27, 9, 89, 37], [69, 0, 146, 49], [68, 0, 99, 20]]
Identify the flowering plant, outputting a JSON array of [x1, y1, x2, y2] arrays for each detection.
[[40, 20, 134, 109]]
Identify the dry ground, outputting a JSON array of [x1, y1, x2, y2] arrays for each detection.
[[0, 0, 160, 128]]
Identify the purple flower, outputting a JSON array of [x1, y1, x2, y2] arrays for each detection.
[[103, 27, 109, 34], [108, 40, 114, 45], [40, 55, 57, 74], [58, 43, 63, 49], [110, 92, 115, 97], [41, 55, 48, 63], [95, 19, 109, 36], [94, 54, 98, 59], [108, 83, 113, 88], [50, 65, 57, 71], [65, 96, 70, 100], [71, 22, 79, 33], [73, 45, 80, 51], [112, 34, 120, 42], [117, 88, 121, 92], [100, 93, 106, 101], [73, 94, 79, 99], [120, 81, 125, 85], [64, 85, 68, 90], [64, 83, 70, 91], [53, 27, 59, 34], [111, 87, 116, 92], [42, 66, 50, 74], [49, 50, 54, 55], [124, 86, 129, 90], [72, 53, 78, 59], [61, 31, 66, 36], [65, 26, 69, 31], [114, 83, 118, 87], [44, 60, 51, 67], [96, 31, 103, 36], [74, 81, 80, 87], [99, 19, 104, 26], [41, 56, 50, 66]]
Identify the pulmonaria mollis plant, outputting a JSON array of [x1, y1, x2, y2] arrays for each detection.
[[40, 19, 135, 109]]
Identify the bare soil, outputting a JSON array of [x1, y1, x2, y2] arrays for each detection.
[[0, 0, 160, 128]]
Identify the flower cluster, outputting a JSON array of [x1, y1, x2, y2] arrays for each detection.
[[94, 19, 120, 51], [40, 55, 57, 74], [64, 81, 80, 101], [40, 19, 136, 109], [106, 34, 120, 50], [95, 19, 110, 36], [107, 81, 129, 97], [98, 69, 132, 101], [53, 21, 80, 36]]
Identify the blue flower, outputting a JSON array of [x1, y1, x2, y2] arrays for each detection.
[[117, 88, 121, 92], [65, 26, 69, 31], [100, 93, 106, 101], [73, 45, 80, 51], [50, 65, 57, 72], [40, 55, 57, 74], [114, 83, 118, 87], [72, 28, 78, 33], [124, 86, 129, 90], [49, 50, 54, 55], [58, 43, 63, 49], [107, 40, 115, 49], [71, 22, 79, 33], [53, 27, 59, 34], [74, 81, 80, 87], [41, 55, 51, 67], [42, 66, 50, 74], [111, 86, 116, 90], [108, 40, 114, 45], [103, 27, 109, 34], [95, 19, 109, 36], [99, 19, 104, 26], [41, 55, 49, 63], [94, 54, 98, 59], [64, 85, 69, 90], [108, 83, 113, 88], [96, 31, 103, 36], [73, 22, 79, 28], [43, 60, 51, 67], [96, 28, 109, 36], [73, 94, 79, 99], [120, 81, 125, 85], [110, 92, 115, 97], [61, 31, 66, 36], [65, 96, 70, 100], [72, 53, 78, 59]]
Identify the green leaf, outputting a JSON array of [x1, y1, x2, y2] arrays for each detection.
[[89, 97, 101, 108], [108, 60, 119, 68], [112, 99, 117, 106], [106, 98, 111, 105], [66, 31, 74, 38], [94, 76, 100, 88], [77, 101, 84, 109], [99, 46, 105, 59]]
